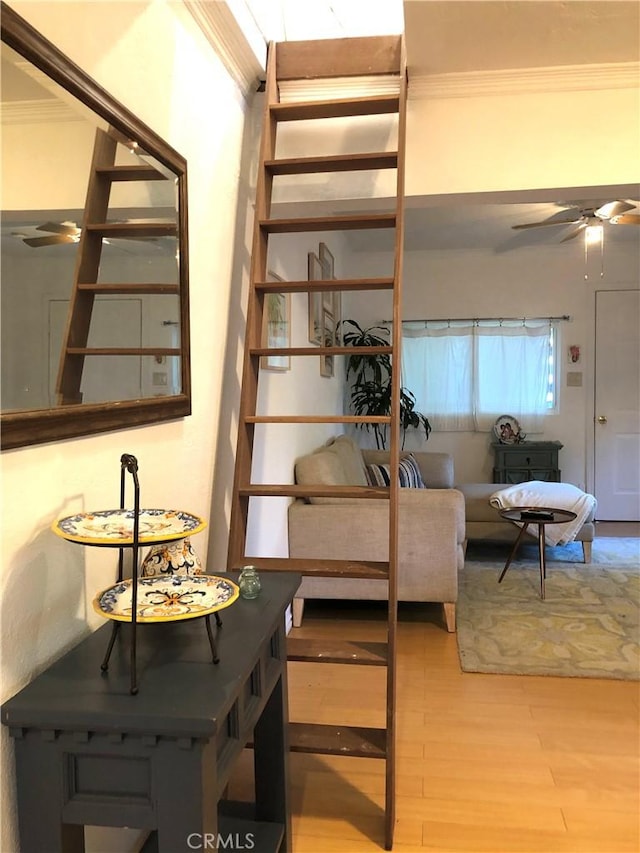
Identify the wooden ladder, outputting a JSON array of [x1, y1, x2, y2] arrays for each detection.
[[56, 127, 179, 405], [227, 35, 407, 850]]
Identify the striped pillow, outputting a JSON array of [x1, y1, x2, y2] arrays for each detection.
[[366, 454, 426, 489]]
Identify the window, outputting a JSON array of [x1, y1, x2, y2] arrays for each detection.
[[401, 320, 556, 432]]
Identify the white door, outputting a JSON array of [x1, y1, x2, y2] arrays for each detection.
[[49, 298, 142, 404], [594, 289, 640, 520]]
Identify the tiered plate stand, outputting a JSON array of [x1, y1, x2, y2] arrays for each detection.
[[53, 453, 237, 694]]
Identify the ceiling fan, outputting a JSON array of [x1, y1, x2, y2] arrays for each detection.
[[512, 200, 640, 242], [13, 221, 81, 248], [12, 220, 163, 249]]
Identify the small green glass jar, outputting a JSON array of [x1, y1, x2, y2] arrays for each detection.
[[239, 565, 261, 599]]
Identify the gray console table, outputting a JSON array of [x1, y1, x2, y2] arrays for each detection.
[[492, 440, 563, 484], [2, 571, 300, 853]]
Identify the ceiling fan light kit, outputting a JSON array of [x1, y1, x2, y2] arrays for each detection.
[[585, 221, 603, 246]]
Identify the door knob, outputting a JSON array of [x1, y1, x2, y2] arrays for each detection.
[[597, 415, 607, 424]]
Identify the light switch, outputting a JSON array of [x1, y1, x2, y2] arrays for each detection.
[[566, 371, 582, 387]]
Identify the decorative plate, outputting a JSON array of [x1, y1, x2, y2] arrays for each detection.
[[93, 575, 239, 623], [52, 509, 207, 546], [493, 415, 523, 444]]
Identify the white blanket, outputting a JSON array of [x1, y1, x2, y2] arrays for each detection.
[[490, 481, 597, 546]]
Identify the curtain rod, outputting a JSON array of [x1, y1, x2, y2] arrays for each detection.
[[381, 314, 571, 324]]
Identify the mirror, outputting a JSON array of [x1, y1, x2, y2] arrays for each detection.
[[0, 3, 191, 450]]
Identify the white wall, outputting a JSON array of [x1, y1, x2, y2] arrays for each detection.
[[1, 2, 249, 851], [345, 237, 640, 489], [208, 220, 348, 565], [406, 86, 640, 197]]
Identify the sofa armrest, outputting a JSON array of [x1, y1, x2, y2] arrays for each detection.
[[362, 450, 454, 489], [288, 487, 464, 605]]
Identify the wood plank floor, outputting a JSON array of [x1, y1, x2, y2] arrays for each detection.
[[228, 531, 639, 851]]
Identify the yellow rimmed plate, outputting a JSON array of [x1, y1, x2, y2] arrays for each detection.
[[93, 575, 239, 623], [52, 509, 207, 546]]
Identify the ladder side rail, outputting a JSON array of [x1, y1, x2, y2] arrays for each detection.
[[227, 41, 279, 570], [55, 128, 117, 404], [385, 36, 408, 853]]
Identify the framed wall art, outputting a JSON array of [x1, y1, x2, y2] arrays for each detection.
[[320, 241, 341, 345], [307, 251, 323, 345], [320, 307, 335, 378], [260, 271, 290, 371], [319, 241, 334, 280]]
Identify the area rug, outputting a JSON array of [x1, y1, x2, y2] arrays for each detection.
[[457, 538, 640, 680]]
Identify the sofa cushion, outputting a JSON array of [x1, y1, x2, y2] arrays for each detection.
[[294, 434, 368, 505], [458, 483, 503, 522], [295, 449, 348, 501], [366, 454, 426, 489], [326, 435, 368, 486]]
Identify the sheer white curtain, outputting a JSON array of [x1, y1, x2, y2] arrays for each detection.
[[401, 320, 552, 432]]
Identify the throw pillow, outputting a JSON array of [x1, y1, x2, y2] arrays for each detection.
[[366, 454, 426, 488], [399, 454, 427, 488]]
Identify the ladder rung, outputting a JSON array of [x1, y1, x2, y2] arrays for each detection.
[[271, 95, 399, 121], [237, 484, 388, 499], [245, 416, 390, 425], [96, 165, 169, 182], [260, 213, 395, 234], [287, 638, 388, 666], [276, 35, 401, 81], [265, 152, 397, 175], [229, 556, 389, 579], [249, 346, 392, 357], [66, 347, 180, 356], [255, 277, 394, 293], [289, 723, 387, 758], [77, 283, 179, 294], [85, 223, 177, 238]]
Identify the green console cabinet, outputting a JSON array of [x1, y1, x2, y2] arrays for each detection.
[[2, 572, 300, 853], [492, 440, 563, 484]]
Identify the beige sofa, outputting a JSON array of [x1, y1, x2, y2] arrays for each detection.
[[287, 435, 465, 632], [459, 482, 595, 562]]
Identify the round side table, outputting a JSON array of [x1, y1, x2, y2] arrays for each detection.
[[498, 507, 577, 599]]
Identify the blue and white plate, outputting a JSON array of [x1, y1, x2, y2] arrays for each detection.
[[52, 509, 207, 546], [93, 575, 239, 623]]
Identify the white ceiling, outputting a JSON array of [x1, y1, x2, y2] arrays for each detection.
[[403, 1, 640, 75], [242, 0, 640, 252], [401, 1, 640, 252], [3, 2, 639, 255]]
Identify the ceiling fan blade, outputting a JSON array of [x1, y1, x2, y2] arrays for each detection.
[[512, 217, 582, 231], [559, 224, 587, 243], [36, 221, 80, 236], [611, 213, 640, 226], [23, 235, 77, 247], [595, 200, 635, 219]]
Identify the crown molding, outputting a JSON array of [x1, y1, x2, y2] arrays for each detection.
[[409, 62, 640, 100], [184, 0, 266, 98], [1, 99, 82, 124]]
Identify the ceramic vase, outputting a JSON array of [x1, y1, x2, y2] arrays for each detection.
[[140, 537, 202, 577]]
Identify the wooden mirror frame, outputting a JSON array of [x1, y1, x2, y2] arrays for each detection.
[[0, 3, 191, 450]]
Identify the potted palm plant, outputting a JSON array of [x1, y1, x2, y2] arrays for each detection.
[[341, 319, 431, 449]]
